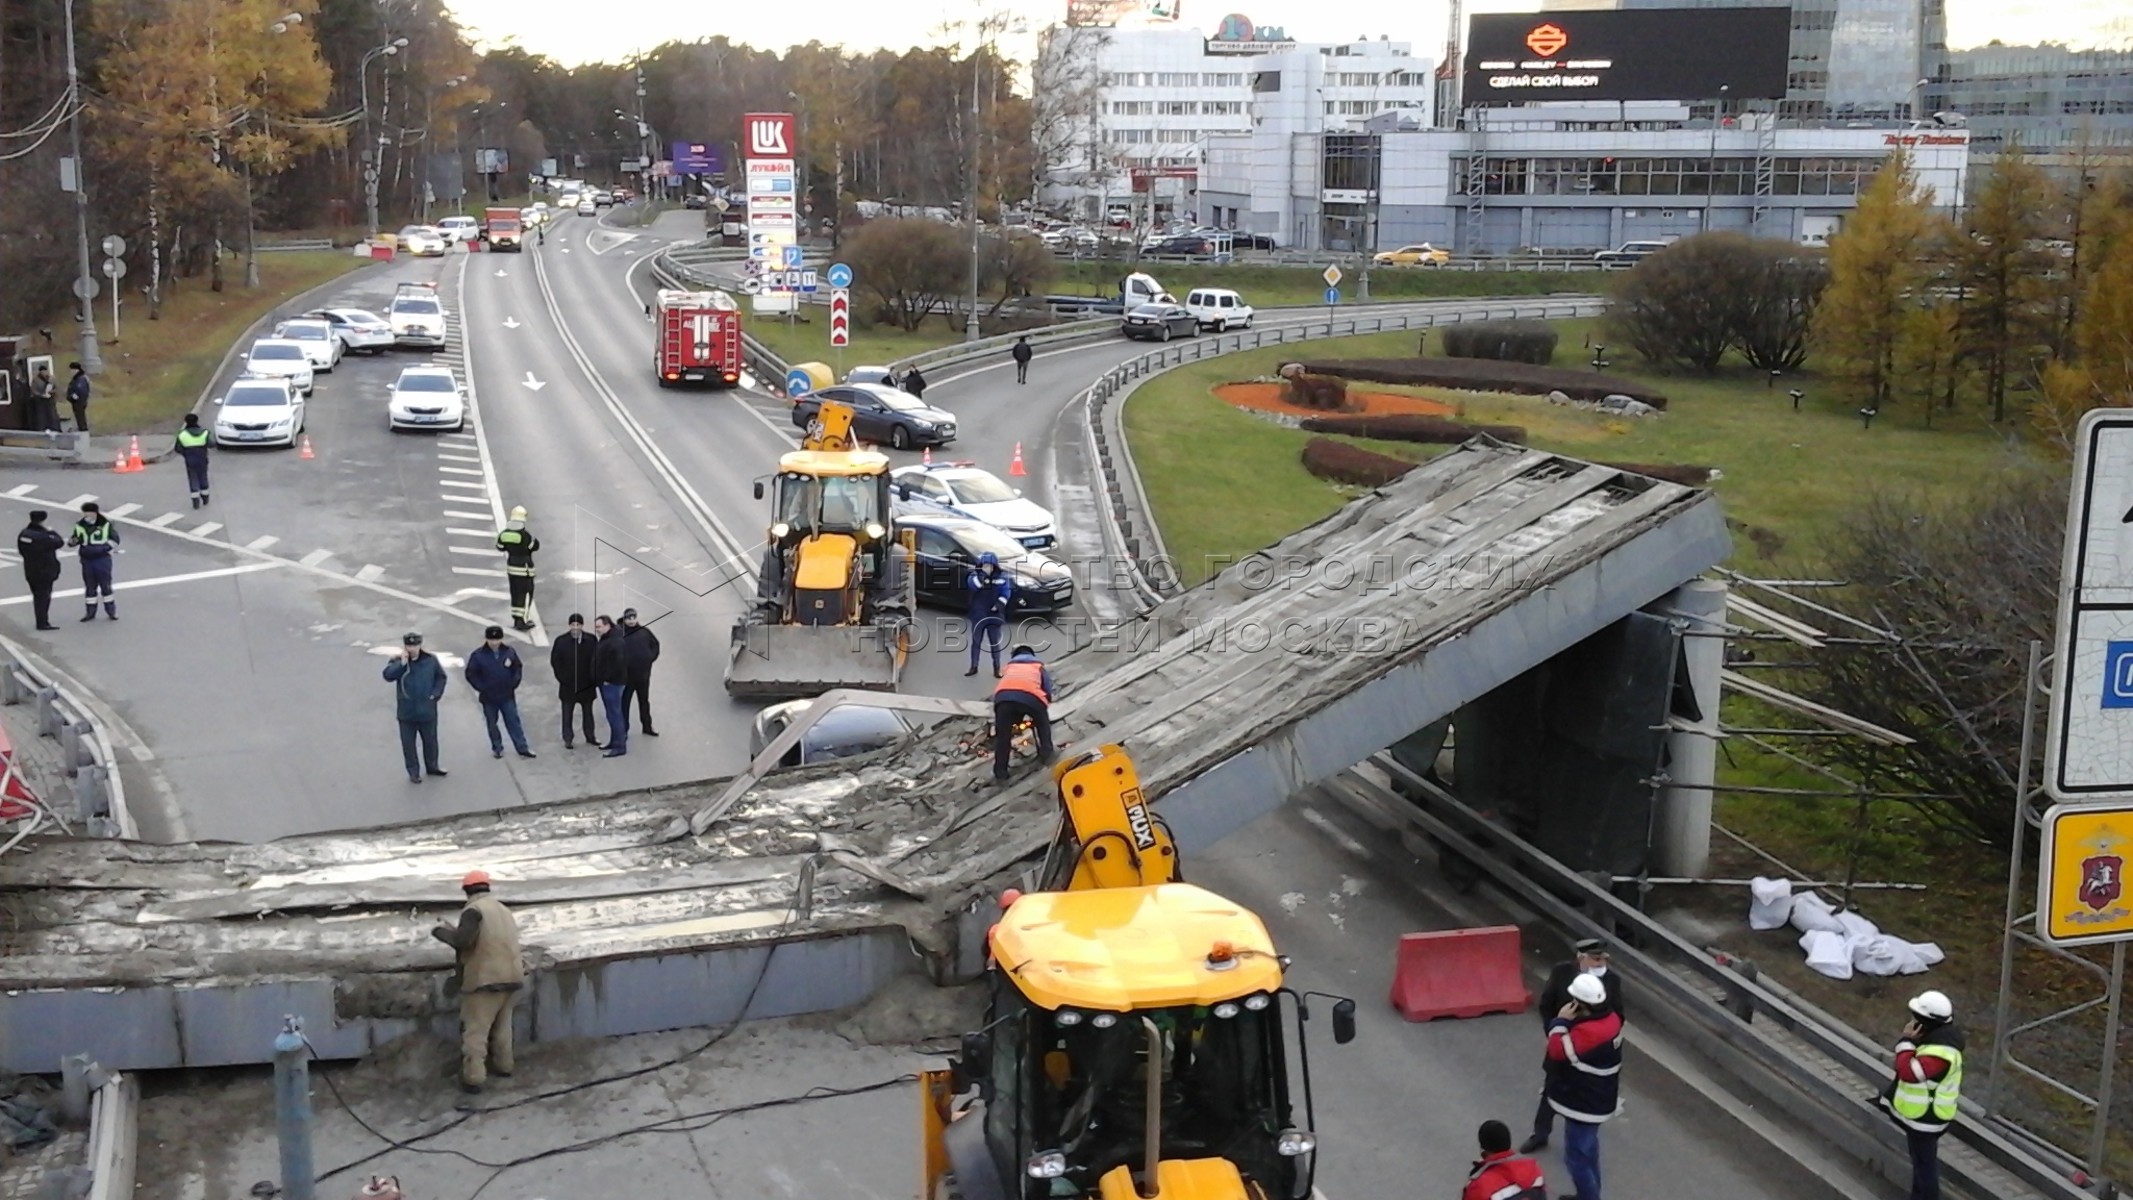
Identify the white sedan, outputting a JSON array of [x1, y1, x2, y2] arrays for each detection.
[[891, 463, 1057, 549], [211, 377, 305, 447], [576, 199, 597, 217], [243, 339, 315, 396], [301, 307, 394, 355], [387, 364, 466, 432], [272, 318, 344, 372], [436, 216, 480, 244], [396, 225, 447, 256]]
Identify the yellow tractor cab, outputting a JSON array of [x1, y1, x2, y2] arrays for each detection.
[[924, 881, 1356, 1200], [754, 449, 897, 625]]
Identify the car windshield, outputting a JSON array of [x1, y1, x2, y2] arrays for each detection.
[[948, 473, 1016, 504], [337, 310, 383, 325], [1129, 304, 1172, 317], [251, 344, 301, 360], [397, 374, 455, 393], [225, 385, 288, 407], [951, 523, 1033, 561], [394, 299, 440, 315], [399, 227, 433, 238]]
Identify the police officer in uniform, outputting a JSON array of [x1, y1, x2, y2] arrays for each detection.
[[1882, 990, 1964, 1200], [173, 413, 212, 508], [992, 644, 1056, 782], [496, 505, 540, 631], [15, 511, 65, 631], [68, 502, 119, 621]]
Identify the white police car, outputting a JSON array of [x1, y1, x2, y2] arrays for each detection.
[[891, 462, 1056, 550]]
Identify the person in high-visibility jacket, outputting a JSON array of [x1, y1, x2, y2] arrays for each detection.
[[496, 506, 541, 631], [991, 645, 1055, 782], [173, 413, 212, 509], [68, 502, 120, 622], [1882, 990, 1964, 1200]]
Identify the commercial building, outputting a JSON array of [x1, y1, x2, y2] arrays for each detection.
[[1926, 44, 2133, 158], [1034, 14, 1435, 217]]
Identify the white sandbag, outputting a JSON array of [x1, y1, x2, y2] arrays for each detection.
[[1836, 910, 1881, 940], [1850, 935, 1907, 976], [1789, 890, 1846, 934], [1749, 876, 1795, 931], [1800, 929, 1855, 979], [1910, 942, 1945, 969]]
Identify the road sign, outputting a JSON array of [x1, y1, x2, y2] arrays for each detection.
[[1323, 287, 1340, 305], [2038, 802, 2133, 946], [101, 258, 127, 279], [72, 276, 99, 301], [2046, 409, 2133, 801], [785, 366, 815, 398], [1322, 264, 1343, 287], [738, 277, 763, 295], [827, 262, 854, 289], [781, 244, 804, 269], [829, 288, 851, 348], [799, 270, 818, 292], [101, 235, 126, 259]]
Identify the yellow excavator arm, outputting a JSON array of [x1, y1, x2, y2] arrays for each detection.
[[803, 400, 858, 451], [1049, 744, 1180, 891]]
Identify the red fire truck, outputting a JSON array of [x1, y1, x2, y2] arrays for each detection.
[[652, 289, 743, 388]]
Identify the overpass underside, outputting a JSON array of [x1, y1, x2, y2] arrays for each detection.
[[0, 442, 1730, 1072]]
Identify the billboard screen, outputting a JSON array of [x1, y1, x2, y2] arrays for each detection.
[[671, 142, 723, 175], [1463, 8, 1790, 104]]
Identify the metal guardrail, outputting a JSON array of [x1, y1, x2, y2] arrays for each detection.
[[0, 428, 89, 463], [255, 238, 336, 253], [0, 634, 132, 840]]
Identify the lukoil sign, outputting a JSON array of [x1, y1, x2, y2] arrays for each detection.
[[744, 113, 796, 158]]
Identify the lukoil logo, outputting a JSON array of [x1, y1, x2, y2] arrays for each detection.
[[745, 113, 794, 157], [1525, 22, 1569, 56]]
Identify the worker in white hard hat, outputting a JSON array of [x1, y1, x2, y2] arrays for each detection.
[[1881, 989, 1964, 1200], [1541, 972, 1625, 1200], [495, 505, 541, 632]]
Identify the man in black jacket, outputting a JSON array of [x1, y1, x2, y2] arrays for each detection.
[[618, 607, 661, 737], [549, 613, 602, 749], [14, 511, 65, 631], [1522, 937, 1626, 1153], [592, 615, 631, 758]]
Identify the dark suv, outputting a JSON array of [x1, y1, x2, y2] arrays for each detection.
[[790, 383, 958, 449]]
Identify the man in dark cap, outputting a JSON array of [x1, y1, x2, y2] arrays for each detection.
[[1463, 1119, 1545, 1200], [14, 510, 65, 631], [1522, 936, 1626, 1153], [465, 625, 534, 760], [383, 632, 450, 782], [67, 502, 119, 621], [172, 413, 212, 508], [618, 608, 661, 737], [549, 613, 601, 749], [65, 361, 91, 434]]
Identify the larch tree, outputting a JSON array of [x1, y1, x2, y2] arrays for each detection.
[[1811, 149, 1940, 413], [2034, 215, 2133, 453], [1951, 149, 2057, 421]]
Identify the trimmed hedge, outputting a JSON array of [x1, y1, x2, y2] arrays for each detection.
[[1292, 357, 1670, 409], [1440, 320, 1559, 366], [1298, 413, 1527, 445], [1279, 368, 1353, 412], [1602, 462, 1718, 486], [1300, 438, 1416, 488]]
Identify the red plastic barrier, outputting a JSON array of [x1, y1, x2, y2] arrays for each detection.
[[0, 722, 35, 821], [1389, 926, 1533, 1021]]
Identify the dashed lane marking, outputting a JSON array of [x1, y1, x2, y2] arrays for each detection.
[[446, 527, 494, 538], [439, 479, 486, 491], [355, 564, 387, 583], [443, 509, 491, 521], [244, 534, 279, 552], [451, 566, 505, 578], [62, 494, 97, 509], [148, 513, 184, 528], [438, 453, 482, 464], [107, 503, 142, 518], [447, 545, 492, 557], [439, 466, 485, 477], [191, 521, 223, 537], [299, 549, 335, 568]]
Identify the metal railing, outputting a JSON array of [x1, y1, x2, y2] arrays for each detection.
[[0, 428, 90, 463], [255, 238, 337, 253], [0, 634, 132, 841]]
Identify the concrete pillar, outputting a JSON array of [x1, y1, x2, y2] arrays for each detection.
[[1655, 579, 1726, 876]]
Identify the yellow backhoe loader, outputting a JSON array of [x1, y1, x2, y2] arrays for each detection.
[[725, 401, 915, 699], [922, 744, 1357, 1200]]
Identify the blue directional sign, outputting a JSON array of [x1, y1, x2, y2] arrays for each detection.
[[799, 270, 819, 293], [785, 367, 815, 399], [781, 244, 805, 270], [1324, 287, 1341, 305], [827, 262, 854, 289], [2106, 642, 2133, 709]]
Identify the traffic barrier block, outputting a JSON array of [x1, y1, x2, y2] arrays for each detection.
[[1389, 925, 1532, 1021]]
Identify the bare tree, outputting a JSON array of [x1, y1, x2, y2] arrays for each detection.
[[1602, 233, 1763, 372], [1028, 23, 1112, 213]]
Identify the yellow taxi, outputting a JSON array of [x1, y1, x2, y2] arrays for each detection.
[[1374, 242, 1451, 267]]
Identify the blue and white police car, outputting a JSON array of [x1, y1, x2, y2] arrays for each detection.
[[890, 462, 1057, 550]]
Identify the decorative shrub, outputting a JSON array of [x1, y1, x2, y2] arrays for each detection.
[[1601, 462, 1719, 486], [1294, 357, 1669, 409], [1300, 438, 1416, 488], [1280, 370, 1353, 412], [1441, 320, 1560, 366], [1298, 413, 1527, 445]]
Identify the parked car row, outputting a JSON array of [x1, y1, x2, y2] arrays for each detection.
[[1120, 286, 1255, 340]]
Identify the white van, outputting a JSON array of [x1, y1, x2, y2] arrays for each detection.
[[1184, 287, 1254, 332]]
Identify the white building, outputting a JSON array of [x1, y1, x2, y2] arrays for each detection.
[[1201, 101, 1970, 253], [1034, 14, 1435, 219]]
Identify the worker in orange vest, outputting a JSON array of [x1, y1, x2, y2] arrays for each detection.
[[992, 644, 1055, 782]]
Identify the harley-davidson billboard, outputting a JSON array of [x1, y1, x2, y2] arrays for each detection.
[[1464, 8, 1790, 104]]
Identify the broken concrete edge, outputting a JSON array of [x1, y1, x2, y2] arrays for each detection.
[[0, 631, 136, 840]]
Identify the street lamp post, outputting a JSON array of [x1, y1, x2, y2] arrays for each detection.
[[359, 39, 407, 237], [1705, 84, 1729, 231], [61, 0, 102, 373], [963, 56, 982, 343], [244, 14, 304, 289]]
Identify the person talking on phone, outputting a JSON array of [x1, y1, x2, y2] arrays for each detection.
[[383, 631, 451, 783], [1542, 973, 1624, 1200]]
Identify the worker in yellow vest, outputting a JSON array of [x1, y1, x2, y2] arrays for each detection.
[[496, 506, 541, 631], [1881, 989, 1963, 1200], [991, 645, 1056, 782]]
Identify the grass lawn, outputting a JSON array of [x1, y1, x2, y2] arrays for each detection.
[[1125, 317, 2021, 586], [747, 313, 971, 372], [1056, 261, 1611, 310], [83, 251, 369, 433]]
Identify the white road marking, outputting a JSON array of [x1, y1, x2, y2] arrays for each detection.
[[4, 484, 36, 498], [438, 466, 485, 477], [446, 527, 495, 538], [458, 251, 548, 647], [443, 509, 492, 521], [148, 513, 184, 528], [191, 521, 223, 537], [299, 549, 335, 567], [447, 546, 492, 557], [452, 566, 505, 578], [437, 453, 482, 463], [106, 503, 142, 518], [355, 564, 387, 583], [244, 535, 279, 551], [0, 561, 282, 605], [61, 494, 98, 510], [439, 481, 486, 492]]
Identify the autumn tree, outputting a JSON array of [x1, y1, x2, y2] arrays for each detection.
[[1603, 234, 1824, 372], [1950, 150, 2057, 421], [847, 217, 965, 330], [1812, 149, 1942, 412], [980, 229, 1057, 315], [1735, 243, 1829, 371], [1028, 24, 1112, 211], [2033, 213, 2133, 452]]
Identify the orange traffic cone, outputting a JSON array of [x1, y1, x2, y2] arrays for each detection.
[[1008, 442, 1027, 477], [111, 447, 129, 473], [922, 446, 932, 466], [298, 435, 316, 460], [122, 435, 143, 473]]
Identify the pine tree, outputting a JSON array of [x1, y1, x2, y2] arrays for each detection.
[[1812, 150, 1940, 413], [1952, 150, 2056, 422]]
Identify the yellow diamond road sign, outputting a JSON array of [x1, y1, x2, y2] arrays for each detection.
[[1322, 265, 1343, 288], [2038, 802, 2133, 947]]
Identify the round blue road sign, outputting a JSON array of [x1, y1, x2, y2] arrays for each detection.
[[827, 262, 854, 289], [1324, 286, 1341, 305], [785, 367, 814, 398]]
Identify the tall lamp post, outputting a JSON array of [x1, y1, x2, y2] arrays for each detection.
[[243, 13, 305, 289], [359, 39, 407, 238], [1705, 83, 1729, 231], [959, 16, 1024, 343], [60, 0, 101, 373]]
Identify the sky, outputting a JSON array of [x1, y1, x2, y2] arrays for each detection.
[[443, 0, 2128, 69]]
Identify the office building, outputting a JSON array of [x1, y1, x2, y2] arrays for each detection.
[[1926, 43, 2133, 158]]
